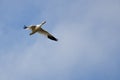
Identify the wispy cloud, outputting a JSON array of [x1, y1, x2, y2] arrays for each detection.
[[0, 0, 120, 80]]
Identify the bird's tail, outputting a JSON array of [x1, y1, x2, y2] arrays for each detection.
[[24, 25, 28, 29]]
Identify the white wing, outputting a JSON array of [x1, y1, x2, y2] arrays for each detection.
[[37, 21, 46, 27]]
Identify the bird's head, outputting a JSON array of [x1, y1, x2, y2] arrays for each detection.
[[24, 25, 28, 29]]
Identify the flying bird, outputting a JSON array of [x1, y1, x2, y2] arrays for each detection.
[[24, 21, 58, 41]]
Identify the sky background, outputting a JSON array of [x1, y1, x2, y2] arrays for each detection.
[[0, 0, 120, 80]]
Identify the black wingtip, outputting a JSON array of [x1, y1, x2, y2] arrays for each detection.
[[48, 35, 58, 41], [24, 25, 28, 29]]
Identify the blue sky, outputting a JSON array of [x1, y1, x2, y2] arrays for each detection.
[[0, 0, 120, 80]]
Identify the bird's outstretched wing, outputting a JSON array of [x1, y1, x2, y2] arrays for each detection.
[[38, 28, 58, 41], [47, 34, 58, 41]]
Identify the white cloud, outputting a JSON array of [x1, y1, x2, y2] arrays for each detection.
[[0, 0, 120, 80], [1, 22, 119, 80]]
